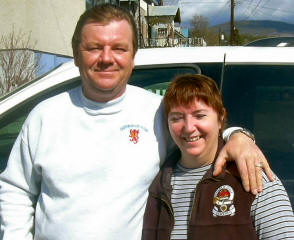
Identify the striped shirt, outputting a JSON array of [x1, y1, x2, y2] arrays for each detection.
[[170, 163, 294, 240]]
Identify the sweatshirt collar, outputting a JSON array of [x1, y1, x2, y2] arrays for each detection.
[[79, 87, 126, 115]]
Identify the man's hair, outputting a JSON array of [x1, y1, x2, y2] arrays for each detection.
[[72, 4, 138, 57], [164, 74, 227, 132]]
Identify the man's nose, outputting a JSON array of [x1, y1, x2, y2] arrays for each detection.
[[100, 48, 113, 63]]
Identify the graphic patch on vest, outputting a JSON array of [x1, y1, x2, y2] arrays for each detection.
[[129, 129, 140, 144], [212, 185, 235, 217]]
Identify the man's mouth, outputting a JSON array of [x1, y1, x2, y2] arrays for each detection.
[[93, 69, 116, 72]]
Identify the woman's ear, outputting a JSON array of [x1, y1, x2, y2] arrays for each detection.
[[219, 108, 226, 132]]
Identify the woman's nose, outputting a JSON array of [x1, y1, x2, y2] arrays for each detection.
[[184, 117, 196, 133]]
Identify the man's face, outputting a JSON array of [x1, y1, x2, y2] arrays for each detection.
[[74, 20, 135, 102]]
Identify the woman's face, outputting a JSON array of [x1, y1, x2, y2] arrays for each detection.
[[168, 98, 222, 166]]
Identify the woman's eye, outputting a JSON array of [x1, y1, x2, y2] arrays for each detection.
[[169, 116, 182, 122], [196, 114, 206, 119]]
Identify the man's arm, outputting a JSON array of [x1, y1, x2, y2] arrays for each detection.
[[0, 129, 40, 240], [214, 127, 275, 195]]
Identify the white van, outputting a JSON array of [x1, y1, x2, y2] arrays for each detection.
[[1, 46, 294, 206]]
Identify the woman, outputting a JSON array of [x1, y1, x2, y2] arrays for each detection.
[[142, 74, 294, 240]]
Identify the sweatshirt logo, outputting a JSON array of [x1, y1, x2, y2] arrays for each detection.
[[212, 185, 235, 217], [120, 124, 148, 144], [129, 129, 140, 144]]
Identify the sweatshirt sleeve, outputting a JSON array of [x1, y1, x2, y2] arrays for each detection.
[[222, 127, 243, 142], [0, 125, 41, 240], [251, 172, 294, 239]]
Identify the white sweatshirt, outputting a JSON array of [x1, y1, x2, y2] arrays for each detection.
[[0, 85, 168, 240]]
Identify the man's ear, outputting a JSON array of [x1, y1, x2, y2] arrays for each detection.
[[73, 50, 79, 67], [131, 57, 135, 70]]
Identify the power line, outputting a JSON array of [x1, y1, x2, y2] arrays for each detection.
[[259, 5, 294, 15], [179, 0, 229, 4], [239, 0, 254, 20], [180, 1, 228, 3], [239, 0, 294, 22], [243, 0, 263, 20], [253, 7, 292, 23]]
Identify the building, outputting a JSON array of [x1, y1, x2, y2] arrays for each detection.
[[0, 0, 188, 95], [147, 5, 182, 47], [1, 0, 85, 56]]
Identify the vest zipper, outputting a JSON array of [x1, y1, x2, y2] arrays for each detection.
[[150, 192, 174, 217], [161, 197, 174, 217], [187, 176, 221, 239], [161, 196, 174, 240], [187, 179, 204, 240]]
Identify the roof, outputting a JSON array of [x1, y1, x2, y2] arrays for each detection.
[[149, 6, 181, 22], [245, 37, 294, 47], [120, 0, 158, 3]]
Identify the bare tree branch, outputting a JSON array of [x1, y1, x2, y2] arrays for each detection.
[[0, 27, 42, 96], [190, 15, 219, 46]]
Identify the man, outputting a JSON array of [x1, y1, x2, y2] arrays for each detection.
[[0, 4, 273, 240]]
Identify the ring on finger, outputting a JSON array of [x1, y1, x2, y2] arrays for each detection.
[[255, 163, 263, 168]]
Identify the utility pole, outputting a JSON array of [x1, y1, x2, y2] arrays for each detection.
[[138, 0, 142, 48], [147, 3, 151, 47], [230, 0, 235, 45]]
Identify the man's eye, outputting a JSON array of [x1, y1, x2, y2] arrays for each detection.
[[86, 46, 102, 52], [89, 48, 100, 51], [114, 48, 127, 53]]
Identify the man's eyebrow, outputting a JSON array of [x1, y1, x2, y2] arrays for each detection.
[[112, 42, 130, 48]]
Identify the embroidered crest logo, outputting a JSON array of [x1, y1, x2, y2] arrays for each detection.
[[212, 185, 235, 217], [129, 129, 140, 144]]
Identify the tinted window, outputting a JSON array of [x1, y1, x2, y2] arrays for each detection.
[[0, 78, 81, 171], [129, 63, 223, 94], [129, 65, 201, 95], [222, 64, 294, 206], [0, 114, 26, 171]]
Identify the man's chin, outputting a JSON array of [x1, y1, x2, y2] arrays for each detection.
[[90, 85, 126, 101], [94, 71, 117, 79]]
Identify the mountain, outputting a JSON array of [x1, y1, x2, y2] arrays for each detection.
[[212, 20, 294, 37]]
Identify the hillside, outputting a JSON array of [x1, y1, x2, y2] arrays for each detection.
[[213, 20, 294, 37]]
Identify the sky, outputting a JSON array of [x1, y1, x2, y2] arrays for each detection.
[[164, 0, 294, 26]]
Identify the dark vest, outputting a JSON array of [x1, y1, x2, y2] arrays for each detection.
[[142, 149, 258, 240]]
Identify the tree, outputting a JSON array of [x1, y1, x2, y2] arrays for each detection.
[[190, 15, 210, 38], [189, 15, 219, 46], [0, 28, 42, 97]]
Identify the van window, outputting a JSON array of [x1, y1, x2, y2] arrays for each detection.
[[129, 65, 201, 95], [222, 64, 294, 205], [0, 78, 81, 171]]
